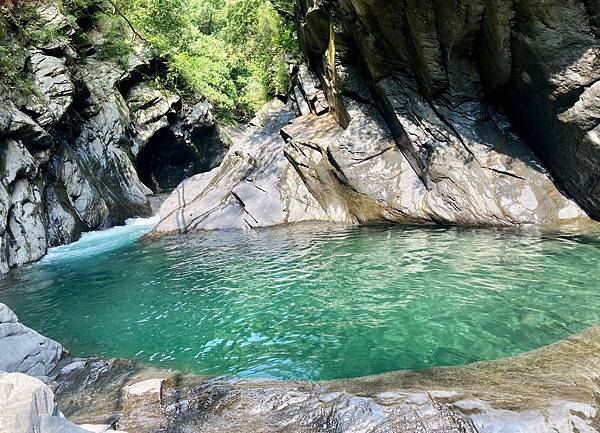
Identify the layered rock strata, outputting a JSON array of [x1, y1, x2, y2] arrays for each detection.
[[296, 0, 600, 219], [154, 96, 587, 233], [154, 1, 599, 234]]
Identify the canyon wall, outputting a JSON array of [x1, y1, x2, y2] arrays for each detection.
[[295, 0, 600, 220], [0, 5, 226, 274]]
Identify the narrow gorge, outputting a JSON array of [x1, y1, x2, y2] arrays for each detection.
[[1, 0, 600, 432]]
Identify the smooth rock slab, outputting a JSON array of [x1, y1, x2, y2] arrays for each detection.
[[0, 303, 63, 380], [153, 100, 333, 234]]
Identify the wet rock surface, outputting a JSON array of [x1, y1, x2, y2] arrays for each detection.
[[50, 326, 600, 433]]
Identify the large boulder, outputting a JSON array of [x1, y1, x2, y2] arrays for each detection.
[[154, 100, 331, 233], [0, 303, 63, 380], [0, 373, 58, 433]]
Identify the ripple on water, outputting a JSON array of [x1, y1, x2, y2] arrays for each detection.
[[1, 221, 600, 380]]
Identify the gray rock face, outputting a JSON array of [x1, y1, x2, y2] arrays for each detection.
[[0, 303, 62, 379], [26, 48, 75, 128], [296, 0, 600, 221], [155, 1, 598, 233], [126, 83, 227, 193], [285, 99, 585, 225], [53, 58, 152, 230], [509, 1, 600, 219], [154, 100, 332, 233], [0, 135, 48, 270], [0, 49, 152, 268], [0, 372, 126, 433], [154, 93, 586, 233]]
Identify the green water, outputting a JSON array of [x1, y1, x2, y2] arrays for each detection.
[[1, 219, 599, 380]]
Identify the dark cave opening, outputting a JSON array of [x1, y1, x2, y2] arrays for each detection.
[[134, 126, 226, 193], [134, 128, 202, 193]]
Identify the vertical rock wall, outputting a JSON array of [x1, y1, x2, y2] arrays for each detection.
[[296, 0, 600, 220]]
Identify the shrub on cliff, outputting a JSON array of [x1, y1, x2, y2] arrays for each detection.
[[0, 0, 297, 118]]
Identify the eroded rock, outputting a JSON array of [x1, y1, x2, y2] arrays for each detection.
[[0, 4, 227, 273], [53, 327, 600, 433], [154, 95, 588, 234], [296, 0, 600, 222], [154, 100, 332, 233]]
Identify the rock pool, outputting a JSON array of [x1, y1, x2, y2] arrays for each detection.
[[1, 220, 599, 381]]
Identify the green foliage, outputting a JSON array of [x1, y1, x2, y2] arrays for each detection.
[[0, 4, 56, 93], [94, 15, 132, 68], [119, 0, 299, 117], [172, 35, 239, 109], [0, 0, 299, 118], [60, 0, 133, 67]]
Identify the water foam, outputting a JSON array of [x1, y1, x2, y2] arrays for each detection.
[[42, 216, 160, 263]]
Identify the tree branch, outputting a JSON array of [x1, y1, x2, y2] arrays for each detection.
[[104, 0, 148, 44]]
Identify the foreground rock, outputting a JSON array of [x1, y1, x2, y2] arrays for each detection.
[[2, 302, 599, 432], [53, 326, 600, 433], [0, 303, 62, 380], [0, 372, 127, 433]]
